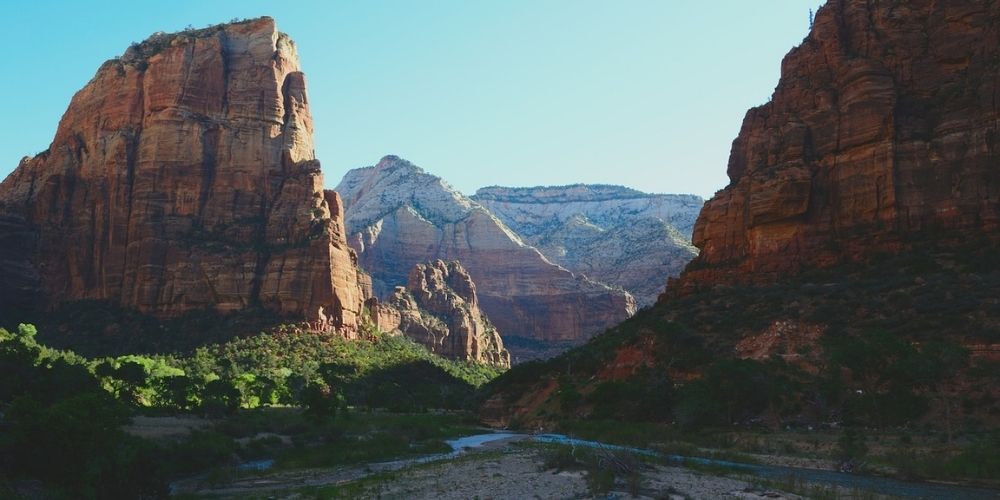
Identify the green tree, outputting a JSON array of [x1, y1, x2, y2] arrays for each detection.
[[201, 378, 240, 416], [155, 375, 198, 410], [301, 381, 343, 421], [837, 427, 868, 462], [825, 330, 934, 426], [250, 374, 281, 407], [674, 359, 769, 428], [113, 360, 149, 405]]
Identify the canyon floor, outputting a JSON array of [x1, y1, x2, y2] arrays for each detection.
[[177, 440, 812, 499]]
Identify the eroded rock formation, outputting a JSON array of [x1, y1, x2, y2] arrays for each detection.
[[370, 260, 510, 367], [336, 156, 636, 344], [0, 18, 366, 332], [473, 185, 701, 306], [671, 0, 1000, 294]]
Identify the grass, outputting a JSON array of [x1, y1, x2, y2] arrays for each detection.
[[554, 419, 761, 465], [160, 406, 485, 495], [873, 431, 1000, 483], [211, 407, 482, 471], [745, 474, 887, 500], [533, 442, 645, 496]]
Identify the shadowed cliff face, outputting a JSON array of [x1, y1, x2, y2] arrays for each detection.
[[336, 156, 636, 344], [0, 18, 366, 333], [671, 0, 1000, 294]]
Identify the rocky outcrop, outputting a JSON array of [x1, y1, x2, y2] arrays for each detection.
[[671, 0, 1000, 294], [336, 156, 636, 344], [473, 185, 702, 305], [0, 18, 366, 332], [370, 260, 510, 367]]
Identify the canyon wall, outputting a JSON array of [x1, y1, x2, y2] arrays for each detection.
[[0, 18, 366, 332], [672, 0, 1000, 294]]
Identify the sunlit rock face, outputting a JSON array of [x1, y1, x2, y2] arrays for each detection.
[[336, 156, 636, 343], [670, 1, 1000, 295], [0, 18, 366, 332], [370, 260, 510, 367], [473, 185, 702, 306]]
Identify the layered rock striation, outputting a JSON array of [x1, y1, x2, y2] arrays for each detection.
[[336, 156, 636, 343], [672, 0, 1000, 294], [370, 260, 510, 367], [473, 185, 702, 305], [0, 18, 366, 332]]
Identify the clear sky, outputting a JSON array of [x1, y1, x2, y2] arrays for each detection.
[[2, 0, 820, 199]]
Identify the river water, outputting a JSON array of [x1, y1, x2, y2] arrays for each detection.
[[529, 433, 998, 500], [233, 431, 998, 499]]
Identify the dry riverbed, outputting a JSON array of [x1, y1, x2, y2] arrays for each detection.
[[183, 440, 812, 499], [346, 447, 804, 500]]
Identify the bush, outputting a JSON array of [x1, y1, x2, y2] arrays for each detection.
[[201, 378, 241, 416], [837, 428, 868, 461]]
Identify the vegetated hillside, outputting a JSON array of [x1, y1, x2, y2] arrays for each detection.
[[481, 0, 1000, 462], [0, 17, 367, 334], [481, 241, 1000, 475], [473, 185, 702, 306], [335, 155, 636, 354], [0, 320, 499, 497]]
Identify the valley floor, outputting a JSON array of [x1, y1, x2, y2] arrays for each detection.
[[130, 410, 997, 500], [179, 440, 807, 500]]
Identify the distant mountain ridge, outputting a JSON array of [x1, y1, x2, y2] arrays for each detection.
[[335, 156, 636, 354], [475, 184, 680, 203], [473, 184, 702, 305], [473, 184, 702, 235]]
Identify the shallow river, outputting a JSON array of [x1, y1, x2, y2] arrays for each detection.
[[232, 431, 998, 499], [470, 432, 998, 500]]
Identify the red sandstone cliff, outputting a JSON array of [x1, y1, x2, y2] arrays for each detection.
[[671, 0, 1000, 294], [370, 260, 510, 367], [0, 18, 366, 332]]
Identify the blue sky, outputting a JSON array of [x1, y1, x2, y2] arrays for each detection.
[[2, 0, 819, 199]]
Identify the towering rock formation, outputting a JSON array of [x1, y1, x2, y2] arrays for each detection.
[[473, 185, 702, 305], [483, 0, 1000, 429], [336, 156, 636, 345], [370, 260, 510, 367], [672, 0, 1000, 293], [0, 18, 366, 332]]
